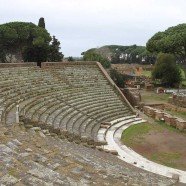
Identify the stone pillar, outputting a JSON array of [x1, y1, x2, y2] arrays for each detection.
[[16, 105, 19, 123]]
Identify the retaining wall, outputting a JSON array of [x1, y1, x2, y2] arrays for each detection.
[[0, 62, 37, 68]]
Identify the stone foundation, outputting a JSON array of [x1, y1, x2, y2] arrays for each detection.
[[169, 93, 186, 108], [143, 106, 186, 131]]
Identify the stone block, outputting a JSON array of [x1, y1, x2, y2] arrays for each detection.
[[155, 111, 164, 121], [172, 174, 179, 182], [164, 114, 172, 125], [109, 150, 118, 155], [100, 124, 109, 129], [176, 119, 186, 131]]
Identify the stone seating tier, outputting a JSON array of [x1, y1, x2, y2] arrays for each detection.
[[0, 62, 133, 144]]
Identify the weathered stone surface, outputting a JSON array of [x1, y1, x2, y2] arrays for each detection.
[[12, 139, 23, 146], [0, 144, 17, 155], [71, 166, 84, 175], [33, 154, 48, 163], [31, 127, 41, 132], [25, 148, 33, 152], [27, 161, 69, 183], [25, 124, 33, 129], [7, 142, 18, 150], [42, 129, 50, 134], [172, 174, 180, 182], [18, 152, 31, 160], [0, 174, 19, 185], [38, 131, 46, 138], [47, 163, 60, 170], [22, 175, 53, 186]]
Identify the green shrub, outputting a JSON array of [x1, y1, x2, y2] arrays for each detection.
[[152, 53, 182, 87]]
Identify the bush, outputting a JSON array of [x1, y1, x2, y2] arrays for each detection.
[[110, 69, 130, 88], [152, 53, 182, 87]]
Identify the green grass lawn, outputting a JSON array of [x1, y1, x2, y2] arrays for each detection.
[[151, 152, 181, 168], [140, 90, 170, 104], [121, 122, 186, 169], [121, 122, 163, 146]]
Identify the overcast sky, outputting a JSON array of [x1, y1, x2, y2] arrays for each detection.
[[0, 0, 186, 57]]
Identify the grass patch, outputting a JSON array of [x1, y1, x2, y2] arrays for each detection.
[[121, 121, 186, 170], [121, 122, 157, 146], [151, 152, 181, 168], [140, 90, 170, 104], [155, 120, 186, 134], [142, 70, 152, 77]]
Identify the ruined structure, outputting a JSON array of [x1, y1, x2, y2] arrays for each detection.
[[0, 62, 177, 185]]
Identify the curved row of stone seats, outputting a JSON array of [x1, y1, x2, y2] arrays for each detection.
[[1, 84, 65, 124], [6, 90, 128, 142], [0, 70, 69, 124], [23, 90, 129, 142], [97, 116, 137, 144], [44, 93, 125, 136], [21, 85, 124, 123], [1, 62, 134, 146], [22, 89, 113, 121]]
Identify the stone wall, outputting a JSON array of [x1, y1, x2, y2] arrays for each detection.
[[143, 106, 186, 131], [169, 94, 186, 108], [121, 88, 141, 107], [0, 62, 37, 68], [41, 61, 96, 68]]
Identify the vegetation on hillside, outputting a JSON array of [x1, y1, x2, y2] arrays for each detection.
[[82, 45, 156, 65]]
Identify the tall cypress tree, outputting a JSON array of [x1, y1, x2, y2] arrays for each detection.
[[48, 36, 64, 61], [38, 17, 45, 29]]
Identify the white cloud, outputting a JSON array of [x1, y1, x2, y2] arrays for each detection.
[[0, 0, 186, 56]]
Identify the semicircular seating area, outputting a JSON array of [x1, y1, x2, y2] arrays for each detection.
[[0, 62, 134, 146]]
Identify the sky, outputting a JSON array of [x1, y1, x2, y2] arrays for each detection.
[[0, 0, 186, 57]]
